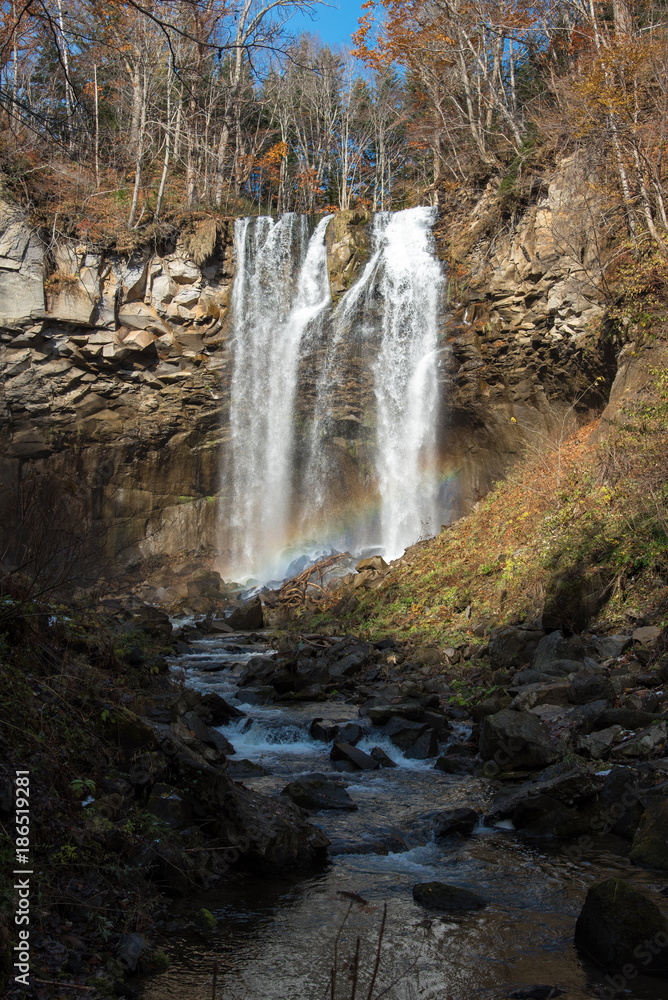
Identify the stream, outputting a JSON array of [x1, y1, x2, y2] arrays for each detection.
[[141, 633, 668, 1000]]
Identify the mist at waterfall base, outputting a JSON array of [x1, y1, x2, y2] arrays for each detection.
[[222, 207, 453, 584]]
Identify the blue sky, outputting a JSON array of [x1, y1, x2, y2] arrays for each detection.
[[286, 0, 367, 48]]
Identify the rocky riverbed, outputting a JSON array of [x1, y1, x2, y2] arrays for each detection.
[[2, 590, 668, 1000], [139, 608, 668, 999]]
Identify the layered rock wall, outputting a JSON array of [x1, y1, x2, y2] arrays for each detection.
[[0, 161, 624, 586]]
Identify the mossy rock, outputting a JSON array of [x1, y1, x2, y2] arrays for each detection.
[[195, 908, 217, 932], [630, 799, 668, 869], [574, 878, 668, 971], [103, 706, 159, 752]]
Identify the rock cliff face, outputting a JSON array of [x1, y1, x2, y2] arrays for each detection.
[[0, 159, 628, 587]]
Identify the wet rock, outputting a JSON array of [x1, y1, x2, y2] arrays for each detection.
[[330, 742, 379, 771], [385, 717, 430, 751], [433, 808, 479, 838], [435, 754, 476, 774], [486, 761, 603, 835], [412, 881, 487, 913], [199, 692, 246, 725], [370, 747, 397, 768], [225, 758, 268, 779], [309, 718, 339, 742], [574, 878, 668, 971], [421, 709, 450, 734], [404, 728, 439, 759], [567, 674, 615, 705], [225, 595, 264, 630], [479, 709, 557, 771], [282, 776, 357, 811], [336, 722, 366, 745], [630, 799, 668, 868]]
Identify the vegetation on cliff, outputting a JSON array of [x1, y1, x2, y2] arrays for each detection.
[[305, 341, 668, 648]]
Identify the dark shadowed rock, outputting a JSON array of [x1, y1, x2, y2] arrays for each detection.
[[200, 692, 245, 725], [594, 635, 632, 659], [412, 881, 487, 913], [385, 717, 429, 750], [489, 627, 546, 668], [366, 700, 423, 725], [435, 754, 476, 774], [568, 673, 615, 705], [310, 718, 340, 742], [404, 728, 439, 759], [574, 879, 668, 971], [336, 722, 366, 745], [433, 808, 479, 838], [479, 709, 557, 771], [225, 595, 264, 630], [630, 799, 668, 869], [282, 776, 357, 811], [532, 631, 586, 673], [330, 742, 379, 770], [226, 758, 268, 779], [370, 747, 397, 768]]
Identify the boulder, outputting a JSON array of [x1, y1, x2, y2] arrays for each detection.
[[594, 635, 632, 659], [510, 681, 571, 711], [479, 709, 557, 771], [488, 627, 546, 668], [225, 595, 264, 630], [629, 799, 668, 869], [369, 747, 397, 768], [633, 626, 662, 644], [567, 674, 615, 706], [595, 767, 646, 840], [336, 722, 366, 745], [574, 879, 668, 972], [282, 776, 357, 811], [433, 808, 479, 838], [309, 719, 340, 742], [199, 692, 245, 725], [330, 742, 379, 771], [412, 881, 487, 913], [532, 631, 586, 673]]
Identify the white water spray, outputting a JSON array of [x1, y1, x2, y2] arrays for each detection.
[[227, 214, 332, 577]]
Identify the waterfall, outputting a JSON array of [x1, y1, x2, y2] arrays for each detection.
[[228, 213, 332, 578], [372, 207, 443, 558], [225, 207, 444, 580]]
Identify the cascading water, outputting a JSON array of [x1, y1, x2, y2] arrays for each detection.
[[372, 207, 443, 558], [227, 213, 333, 578], [225, 207, 444, 580]]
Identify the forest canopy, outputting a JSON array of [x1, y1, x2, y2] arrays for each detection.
[[1, 0, 667, 246]]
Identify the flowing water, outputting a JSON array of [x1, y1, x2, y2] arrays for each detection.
[[142, 637, 668, 1000], [225, 208, 444, 580], [227, 214, 332, 579]]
